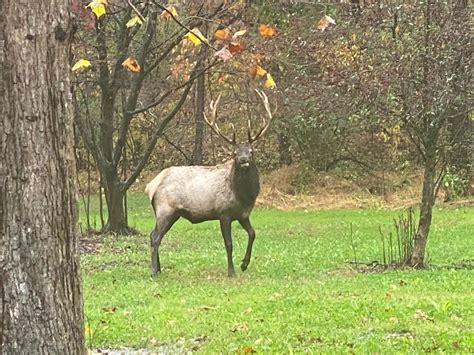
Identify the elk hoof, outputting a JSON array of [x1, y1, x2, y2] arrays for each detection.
[[228, 270, 236, 278], [240, 263, 248, 272]]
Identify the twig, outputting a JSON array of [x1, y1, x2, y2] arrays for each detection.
[[152, 0, 218, 51], [127, 0, 146, 23]]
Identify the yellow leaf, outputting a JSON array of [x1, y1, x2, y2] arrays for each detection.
[[232, 29, 247, 39], [72, 59, 92, 71], [126, 16, 143, 28], [122, 57, 140, 72], [160, 6, 178, 19], [264, 73, 276, 89], [185, 28, 207, 46], [87, 0, 107, 19]]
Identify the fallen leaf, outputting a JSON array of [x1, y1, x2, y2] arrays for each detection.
[[259, 24, 275, 37], [414, 309, 434, 322], [72, 59, 92, 71], [242, 307, 253, 315], [231, 322, 249, 332], [232, 29, 247, 39], [214, 28, 230, 40], [185, 28, 207, 46], [450, 314, 462, 321], [102, 306, 117, 313], [264, 73, 276, 89], [122, 57, 140, 72], [198, 305, 218, 311], [243, 346, 256, 353], [384, 292, 393, 300], [160, 6, 178, 19], [214, 46, 233, 62], [126, 15, 143, 28], [228, 41, 245, 54], [317, 15, 336, 31], [193, 335, 208, 343], [255, 65, 267, 77], [389, 317, 399, 323]]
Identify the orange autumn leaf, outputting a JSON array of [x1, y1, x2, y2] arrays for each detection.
[[259, 23, 275, 37], [228, 41, 245, 54], [160, 6, 178, 19], [251, 64, 267, 79], [122, 57, 140, 72], [214, 28, 230, 40], [255, 65, 267, 77]]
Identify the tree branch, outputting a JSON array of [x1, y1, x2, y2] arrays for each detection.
[[128, 59, 219, 116], [123, 80, 195, 190]]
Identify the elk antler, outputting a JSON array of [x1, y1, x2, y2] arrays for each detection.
[[203, 94, 236, 146], [248, 89, 273, 143]]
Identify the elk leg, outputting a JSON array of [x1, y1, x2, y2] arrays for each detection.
[[239, 218, 256, 272], [219, 218, 236, 277], [150, 212, 178, 276]]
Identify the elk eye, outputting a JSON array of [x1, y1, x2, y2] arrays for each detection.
[[249, 149, 253, 153]]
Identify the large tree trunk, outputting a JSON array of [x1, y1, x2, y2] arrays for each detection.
[[0, 0, 84, 353]]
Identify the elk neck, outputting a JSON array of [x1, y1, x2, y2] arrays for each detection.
[[231, 161, 260, 207]]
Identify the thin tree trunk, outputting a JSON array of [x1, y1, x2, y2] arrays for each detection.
[[193, 70, 205, 165], [103, 174, 128, 234], [410, 132, 438, 268], [0, 0, 84, 352]]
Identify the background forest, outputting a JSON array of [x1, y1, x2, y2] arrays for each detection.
[[73, 0, 472, 262]]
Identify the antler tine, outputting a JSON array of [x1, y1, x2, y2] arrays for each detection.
[[249, 89, 273, 143], [204, 94, 236, 146]]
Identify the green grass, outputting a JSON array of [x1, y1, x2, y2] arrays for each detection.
[[81, 194, 474, 353]]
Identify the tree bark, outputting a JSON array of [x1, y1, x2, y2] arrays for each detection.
[[409, 129, 439, 268], [103, 176, 128, 234], [193, 70, 205, 165], [0, 0, 84, 353]]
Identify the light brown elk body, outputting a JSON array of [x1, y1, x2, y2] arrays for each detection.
[[145, 91, 272, 277]]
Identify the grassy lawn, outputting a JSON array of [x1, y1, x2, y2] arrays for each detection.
[[81, 193, 474, 353]]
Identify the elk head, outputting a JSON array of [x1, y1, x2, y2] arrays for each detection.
[[203, 90, 273, 169]]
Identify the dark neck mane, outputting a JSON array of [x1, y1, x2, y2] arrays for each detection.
[[231, 162, 260, 207]]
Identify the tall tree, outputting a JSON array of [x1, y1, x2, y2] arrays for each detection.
[[0, 0, 84, 353], [74, 1, 220, 233]]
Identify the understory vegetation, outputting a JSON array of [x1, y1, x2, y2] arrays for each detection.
[[81, 194, 473, 353]]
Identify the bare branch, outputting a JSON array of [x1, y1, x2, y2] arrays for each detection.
[[123, 80, 195, 190]]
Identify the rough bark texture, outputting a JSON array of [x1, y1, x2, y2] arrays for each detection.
[[0, 0, 84, 353]]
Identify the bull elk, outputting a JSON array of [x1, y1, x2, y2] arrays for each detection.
[[145, 90, 273, 277]]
